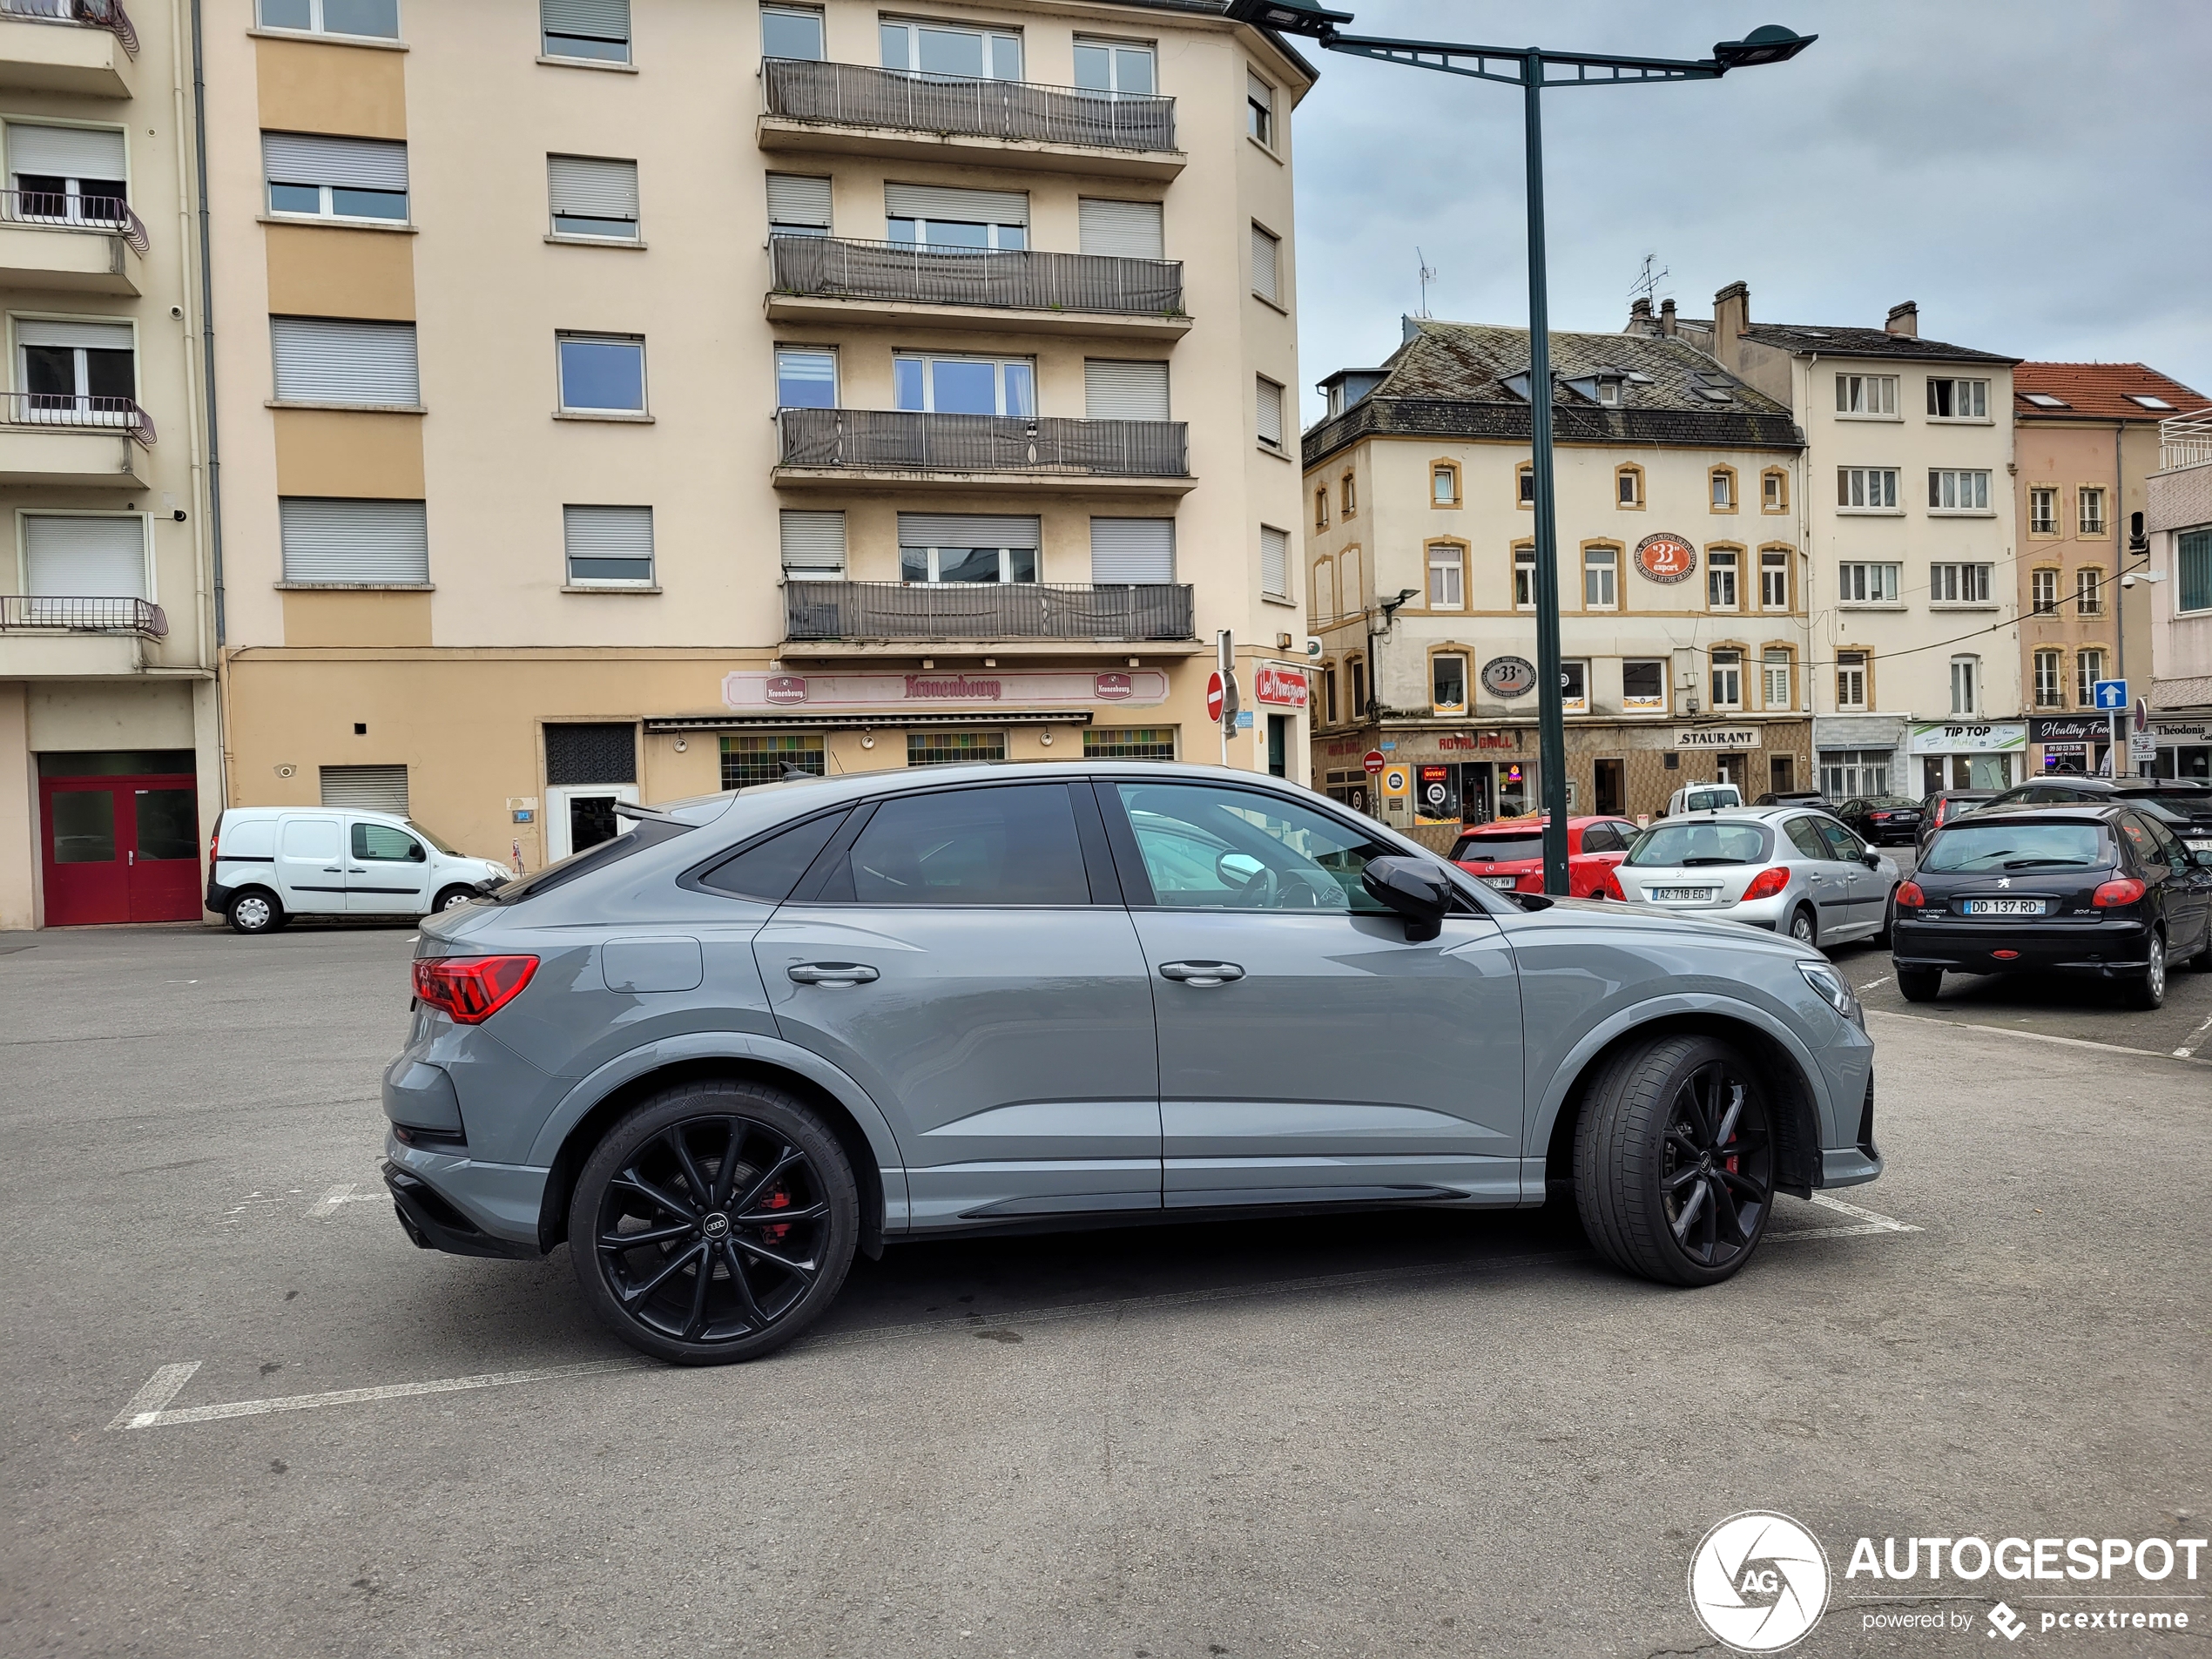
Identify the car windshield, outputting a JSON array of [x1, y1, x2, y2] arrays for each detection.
[[407, 819, 459, 855], [1678, 790, 1737, 812], [1453, 833, 1544, 861], [1919, 823, 2108, 872], [1626, 821, 1770, 867], [1863, 798, 1918, 810]]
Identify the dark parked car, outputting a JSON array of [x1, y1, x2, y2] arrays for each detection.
[[1891, 805, 2212, 1008], [1754, 791, 1825, 807], [1916, 789, 2001, 853], [1835, 796, 1924, 846], [1975, 778, 2212, 859]]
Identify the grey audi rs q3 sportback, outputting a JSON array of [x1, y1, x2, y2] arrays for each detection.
[[382, 764, 1882, 1364]]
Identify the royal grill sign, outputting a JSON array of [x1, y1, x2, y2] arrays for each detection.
[[725, 669, 1170, 711]]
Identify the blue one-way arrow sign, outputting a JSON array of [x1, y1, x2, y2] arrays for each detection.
[[2092, 678, 2128, 710]]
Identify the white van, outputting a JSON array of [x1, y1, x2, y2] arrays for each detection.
[[206, 807, 512, 934], [1663, 783, 1743, 817]]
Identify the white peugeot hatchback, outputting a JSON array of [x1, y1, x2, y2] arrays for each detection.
[[206, 806, 511, 934]]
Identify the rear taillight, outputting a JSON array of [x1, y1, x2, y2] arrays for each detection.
[[1896, 880, 1926, 907], [1933, 801, 1949, 826], [1742, 867, 1791, 900], [1596, 868, 1625, 900], [412, 954, 539, 1023], [208, 828, 219, 864], [2092, 878, 2147, 908]]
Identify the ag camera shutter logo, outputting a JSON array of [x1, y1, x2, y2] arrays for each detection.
[[1688, 1512, 1831, 1652]]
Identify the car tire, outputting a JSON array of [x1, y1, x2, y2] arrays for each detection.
[[569, 1080, 860, 1366], [1787, 906, 1817, 949], [431, 885, 477, 914], [1871, 887, 1896, 949], [1896, 968, 1942, 1002], [226, 888, 283, 935], [1573, 1033, 1777, 1289], [2125, 932, 2168, 1011]]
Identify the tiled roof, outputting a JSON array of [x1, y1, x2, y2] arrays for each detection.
[[1735, 323, 2019, 364], [2013, 361, 2211, 421], [1302, 320, 1803, 466]]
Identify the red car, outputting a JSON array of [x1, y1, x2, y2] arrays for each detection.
[[1451, 815, 1639, 899]]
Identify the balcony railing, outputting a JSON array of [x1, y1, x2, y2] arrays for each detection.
[[778, 408, 1186, 478], [0, 187, 147, 253], [0, 0, 138, 55], [2161, 412, 2212, 471], [763, 58, 1176, 153], [0, 390, 155, 446], [0, 594, 165, 634], [786, 579, 1192, 642], [772, 234, 1182, 319]]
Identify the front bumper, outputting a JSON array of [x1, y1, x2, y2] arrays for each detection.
[[1892, 916, 2150, 974]]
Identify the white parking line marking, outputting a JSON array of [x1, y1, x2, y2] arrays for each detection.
[[1806, 1193, 1919, 1232], [110, 1359, 647, 1430], [1858, 975, 1891, 991], [106, 1361, 200, 1430], [304, 1183, 384, 1218], [1867, 1007, 2209, 1065], [2176, 1012, 2212, 1060]]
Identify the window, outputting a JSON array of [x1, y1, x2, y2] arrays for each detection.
[[352, 821, 425, 863], [765, 173, 832, 239], [720, 733, 825, 790], [886, 182, 1027, 250], [2182, 529, 2212, 614], [881, 18, 1020, 79], [1929, 469, 1992, 511], [1348, 657, 1366, 718], [1622, 658, 1667, 713], [1260, 524, 1289, 599], [1759, 548, 1790, 610], [1710, 467, 1737, 511], [779, 509, 846, 576], [263, 133, 408, 221], [1820, 749, 1888, 799], [1075, 37, 1156, 97], [1340, 470, 1356, 517], [1925, 377, 1988, 419], [1311, 555, 1334, 618], [1246, 71, 1275, 147], [2029, 487, 2058, 535], [270, 317, 417, 407], [1835, 651, 1869, 711], [1089, 516, 1173, 583], [2031, 568, 2059, 613], [2033, 648, 2063, 707], [760, 3, 824, 60], [1582, 544, 1618, 610], [558, 333, 645, 413], [1432, 652, 1467, 711], [1513, 544, 1536, 610], [1084, 359, 1168, 421], [550, 154, 639, 239], [2079, 488, 2107, 537], [21, 513, 147, 602], [1118, 781, 1390, 913], [2075, 648, 2107, 709], [903, 731, 1010, 769], [1835, 373, 1898, 415], [1838, 467, 1899, 509], [563, 504, 653, 586], [899, 512, 1039, 584], [257, 0, 401, 37], [894, 352, 1034, 417], [1251, 222, 1281, 304], [1950, 655, 1979, 715], [1516, 462, 1534, 504], [1616, 464, 1642, 507], [1761, 469, 1788, 512], [1076, 198, 1162, 259], [1426, 542, 1464, 609], [2075, 567, 2104, 617], [825, 785, 1086, 906], [278, 497, 428, 584], [2022, 393, 2069, 409], [17, 318, 133, 421], [1707, 547, 1739, 610], [1560, 660, 1588, 714], [1086, 727, 1176, 760], [6, 122, 128, 231], [1314, 487, 1329, 530], [543, 0, 631, 63], [1837, 562, 1900, 604], [1255, 375, 1285, 449], [1762, 648, 1792, 710], [1710, 650, 1743, 710], [1432, 460, 1461, 506], [1320, 667, 1338, 725], [767, 347, 836, 410], [1929, 562, 1992, 604]]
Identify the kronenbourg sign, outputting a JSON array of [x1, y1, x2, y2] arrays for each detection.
[[723, 669, 1170, 711]]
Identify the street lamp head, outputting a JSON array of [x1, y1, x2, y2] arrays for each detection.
[[1711, 24, 1817, 70], [1223, 0, 1353, 40]]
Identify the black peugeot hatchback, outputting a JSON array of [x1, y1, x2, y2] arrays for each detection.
[[1891, 805, 2212, 1009]]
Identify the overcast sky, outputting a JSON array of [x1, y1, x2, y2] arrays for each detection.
[[1287, 0, 2212, 424]]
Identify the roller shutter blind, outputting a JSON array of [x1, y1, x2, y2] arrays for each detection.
[[6, 124, 126, 180], [765, 173, 831, 228], [563, 504, 653, 577], [262, 132, 408, 189], [548, 154, 637, 219], [779, 509, 846, 572], [542, 0, 629, 40], [280, 497, 429, 583], [15, 319, 133, 351], [897, 513, 1039, 550], [1089, 517, 1174, 583], [1078, 199, 1163, 259], [1255, 376, 1284, 447], [883, 183, 1028, 225], [1260, 525, 1289, 598], [1251, 223, 1280, 303], [24, 514, 145, 597], [271, 317, 419, 405], [1084, 360, 1169, 420], [319, 764, 408, 814]]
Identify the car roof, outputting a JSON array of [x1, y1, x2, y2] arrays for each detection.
[[1459, 814, 1625, 833], [1937, 803, 2125, 824], [1649, 807, 1796, 824]]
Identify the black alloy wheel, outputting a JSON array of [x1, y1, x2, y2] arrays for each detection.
[[1656, 1059, 1774, 1272]]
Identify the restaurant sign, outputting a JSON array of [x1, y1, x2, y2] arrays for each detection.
[[1674, 726, 1760, 751], [1253, 664, 1310, 708], [725, 668, 1170, 711]]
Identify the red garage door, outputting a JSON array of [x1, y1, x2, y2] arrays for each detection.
[[40, 760, 200, 926]]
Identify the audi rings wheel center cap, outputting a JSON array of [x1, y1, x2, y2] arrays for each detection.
[[701, 1212, 731, 1239]]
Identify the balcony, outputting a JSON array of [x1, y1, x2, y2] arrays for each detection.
[[775, 407, 1190, 495], [0, 392, 154, 487], [767, 235, 1188, 342], [0, 190, 148, 294], [0, 593, 165, 675], [784, 578, 1194, 657], [760, 58, 1183, 180], [0, 0, 138, 97]]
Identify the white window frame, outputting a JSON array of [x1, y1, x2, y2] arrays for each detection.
[[2029, 486, 2058, 535], [555, 331, 646, 415], [1834, 652, 1869, 712], [1431, 651, 1469, 714], [255, 0, 401, 39], [1250, 220, 1282, 306], [1513, 545, 1535, 610], [2031, 566, 2059, 613], [1255, 374, 1285, 450], [1950, 654, 1979, 715], [775, 345, 838, 411], [562, 502, 655, 588], [1621, 658, 1668, 714], [1759, 548, 1790, 610], [2033, 648, 2063, 707], [760, 3, 826, 61], [1560, 659, 1589, 715], [2075, 566, 2104, 617], [1706, 546, 1739, 611], [1582, 544, 1617, 610], [1426, 542, 1464, 610], [263, 135, 410, 225], [1834, 373, 1898, 417], [2079, 487, 2107, 537], [1929, 562, 1993, 604], [17, 508, 152, 602], [2075, 649, 2107, 710], [1710, 649, 1743, 711], [1246, 69, 1275, 149], [1837, 561, 1900, 604], [549, 153, 641, 241], [1838, 467, 1900, 510], [880, 17, 1022, 80], [1925, 376, 1990, 420], [543, 0, 631, 64], [894, 352, 1035, 417], [1929, 469, 1993, 513], [1762, 649, 1792, 711], [1073, 36, 1157, 97]]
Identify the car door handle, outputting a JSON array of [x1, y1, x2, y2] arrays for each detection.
[[787, 962, 879, 987], [323, 866, 342, 873], [1159, 961, 1245, 987]]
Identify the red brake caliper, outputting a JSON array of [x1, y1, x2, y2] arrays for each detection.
[[761, 1187, 792, 1244]]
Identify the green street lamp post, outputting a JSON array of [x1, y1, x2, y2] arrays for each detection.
[[1234, 1, 1813, 893]]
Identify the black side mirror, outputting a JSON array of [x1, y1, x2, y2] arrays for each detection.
[[1859, 852, 1881, 869], [1361, 855, 1451, 942]]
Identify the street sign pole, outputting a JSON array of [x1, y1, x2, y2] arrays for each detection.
[[1217, 630, 1234, 768]]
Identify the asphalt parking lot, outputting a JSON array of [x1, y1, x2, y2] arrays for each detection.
[[3, 921, 2208, 1657]]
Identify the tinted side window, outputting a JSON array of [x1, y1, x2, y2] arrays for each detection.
[[2116, 813, 2162, 868], [819, 786, 1089, 906], [1113, 781, 1393, 912], [2142, 815, 2189, 867], [1578, 824, 1615, 854], [352, 822, 424, 862], [697, 811, 847, 902], [1814, 818, 1864, 860], [1784, 818, 1829, 860]]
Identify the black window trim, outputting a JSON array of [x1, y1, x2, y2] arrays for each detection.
[[775, 781, 1109, 911], [680, 804, 854, 905]]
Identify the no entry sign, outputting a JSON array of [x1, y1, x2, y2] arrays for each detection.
[[1362, 750, 1385, 775], [1205, 671, 1225, 724]]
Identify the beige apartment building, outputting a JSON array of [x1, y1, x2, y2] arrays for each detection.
[[0, 0, 218, 929], [205, 0, 1312, 874], [2146, 412, 2212, 780], [1301, 318, 1810, 840]]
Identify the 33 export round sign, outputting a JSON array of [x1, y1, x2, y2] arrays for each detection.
[[1635, 532, 1697, 584]]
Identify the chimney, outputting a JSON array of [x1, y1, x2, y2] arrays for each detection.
[[1628, 296, 1653, 333], [1658, 298, 1676, 337], [1709, 281, 1749, 373], [1885, 300, 1919, 337]]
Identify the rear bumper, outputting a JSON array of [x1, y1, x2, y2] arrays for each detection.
[[1892, 917, 2150, 974], [382, 1131, 550, 1256]]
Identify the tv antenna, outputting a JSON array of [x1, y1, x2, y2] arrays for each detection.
[[1415, 246, 1437, 319], [1629, 252, 1669, 307]]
